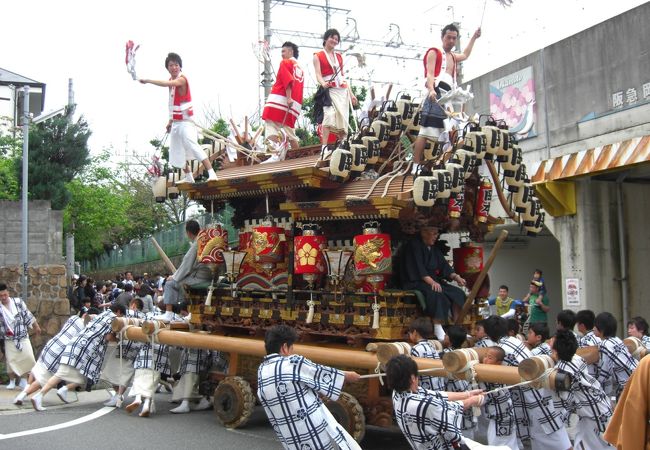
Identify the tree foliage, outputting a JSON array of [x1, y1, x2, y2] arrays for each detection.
[[16, 107, 91, 210], [64, 149, 177, 261], [0, 117, 20, 200]]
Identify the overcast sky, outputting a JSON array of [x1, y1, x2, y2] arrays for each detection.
[[2, 0, 645, 162]]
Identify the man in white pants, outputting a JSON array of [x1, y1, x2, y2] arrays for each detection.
[[0, 282, 41, 390], [140, 52, 218, 184]]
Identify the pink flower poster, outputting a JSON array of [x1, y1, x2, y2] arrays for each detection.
[[489, 66, 537, 140]]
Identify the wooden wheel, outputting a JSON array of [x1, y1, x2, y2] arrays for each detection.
[[213, 376, 255, 429], [324, 391, 366, 442]]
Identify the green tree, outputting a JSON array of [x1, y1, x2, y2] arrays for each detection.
[[16, 107, 91, 210], [0, 117, 20, 200], [64, 148, 179, 261]]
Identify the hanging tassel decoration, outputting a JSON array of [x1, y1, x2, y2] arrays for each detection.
[[372, 298, 380, 329], [205, 281, 214, 307], [306, 295, 315, 324]]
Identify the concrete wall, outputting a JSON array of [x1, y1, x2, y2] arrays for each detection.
[[0, 200, 63, 267]]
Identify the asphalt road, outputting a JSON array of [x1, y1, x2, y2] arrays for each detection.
[[0, 388, 411, 450]]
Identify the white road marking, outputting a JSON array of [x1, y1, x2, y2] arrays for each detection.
[[0, 406, 115, 440]]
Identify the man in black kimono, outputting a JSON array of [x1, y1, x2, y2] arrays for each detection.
[[400, 226, 466, 337]]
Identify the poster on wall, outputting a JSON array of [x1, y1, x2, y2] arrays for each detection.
[[489, 66, 537, 140], [565, 277, 580, 307]]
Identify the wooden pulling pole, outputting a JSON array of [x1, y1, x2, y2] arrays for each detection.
[[124, 328, 382, 371], [486, 160, 519, 223], [442, 347, 491, 373], [455, 229, 509, 324], [576, 345, 599, 365], [150, 237, 176, 273]]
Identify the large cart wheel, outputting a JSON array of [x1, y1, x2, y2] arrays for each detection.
[[213, 376, 255, 429], [325, 392, 366, 442]]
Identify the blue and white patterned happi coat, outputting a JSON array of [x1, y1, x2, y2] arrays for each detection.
[[597, 336, 637, 399], [58, 310, 116, 383], [554, 354, 612, 431], [38, 315, 85, 374], [411, 340, 445, 391], [0, 297, 36, 350], [392, 387, 464, 450], [257, 353, 346, 450]]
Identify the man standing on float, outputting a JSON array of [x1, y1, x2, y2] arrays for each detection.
[[262, 41, 304, 152], [413, 24, 481, 170], [140, 52, 218, 184]]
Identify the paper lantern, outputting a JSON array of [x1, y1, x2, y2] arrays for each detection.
[[521, 197, 541, 226], [250, 221, 285, 266], [196, 225, 229, 264], [413, 176, 439, 207], [505, 165, 527, 193], [445, 162, 465, 193], [432, 169, 452, 199], [152, 177, 167, 203], [462, 130, 487, 160], [329, 147, 352, 180], [323, 249, 353, 285], [361, 135, 381, 164], [383, 104, 403, 136], [451, 149, 477, 180], [371, 118, 389, 147], [475, 177, 493, 223], [482, 125, 501, 161], [513, 184, 534, 213], [353, 222, 392, 277], [396, 94, 413, 124], [349, 143, 368, 175], [495, 128, 511, 162], [294, 226, 326, 276], [423, 141, 443, 161], [525, 211, 545, 236], [167, 172, 180, 200], [448, 188, 465, 218], [502, 144, 522, 177], [453, 243, 483, 275]]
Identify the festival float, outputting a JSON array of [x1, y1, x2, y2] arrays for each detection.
[[138, 89, 552, 438]]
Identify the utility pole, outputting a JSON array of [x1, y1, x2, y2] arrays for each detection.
[[262, 0, 274, 99], [66, 78, 76, 281], [325, 0, 330, 30], [21, 86, 29, 304]]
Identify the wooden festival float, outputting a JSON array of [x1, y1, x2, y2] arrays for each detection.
[[141, 92, 551, 438]]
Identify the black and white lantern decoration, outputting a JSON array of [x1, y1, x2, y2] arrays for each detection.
[[463, 130, 487, 160], [396, 93, 413, 125], [349, 143, 368, 175], [432, 169, 453, 199], [482, 124, 501, 161], [329, 144, 353, 180], [423, 141, 443, 161], [371, 117, 390, 148], [413, 176, 440, 207], [445, 162, 465, 194], [502, 144, 522, 177], [505, 165, 527, 192], [451, 149, 477, 180], [361, 135, 381, 165], [513, 183, 534, 213], [525, 211, 545, 236]]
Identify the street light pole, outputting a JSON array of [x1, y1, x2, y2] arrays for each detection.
[[21, 86, 30, 304]]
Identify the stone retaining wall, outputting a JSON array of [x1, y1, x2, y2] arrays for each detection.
[[0, 264, 71, 360]]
